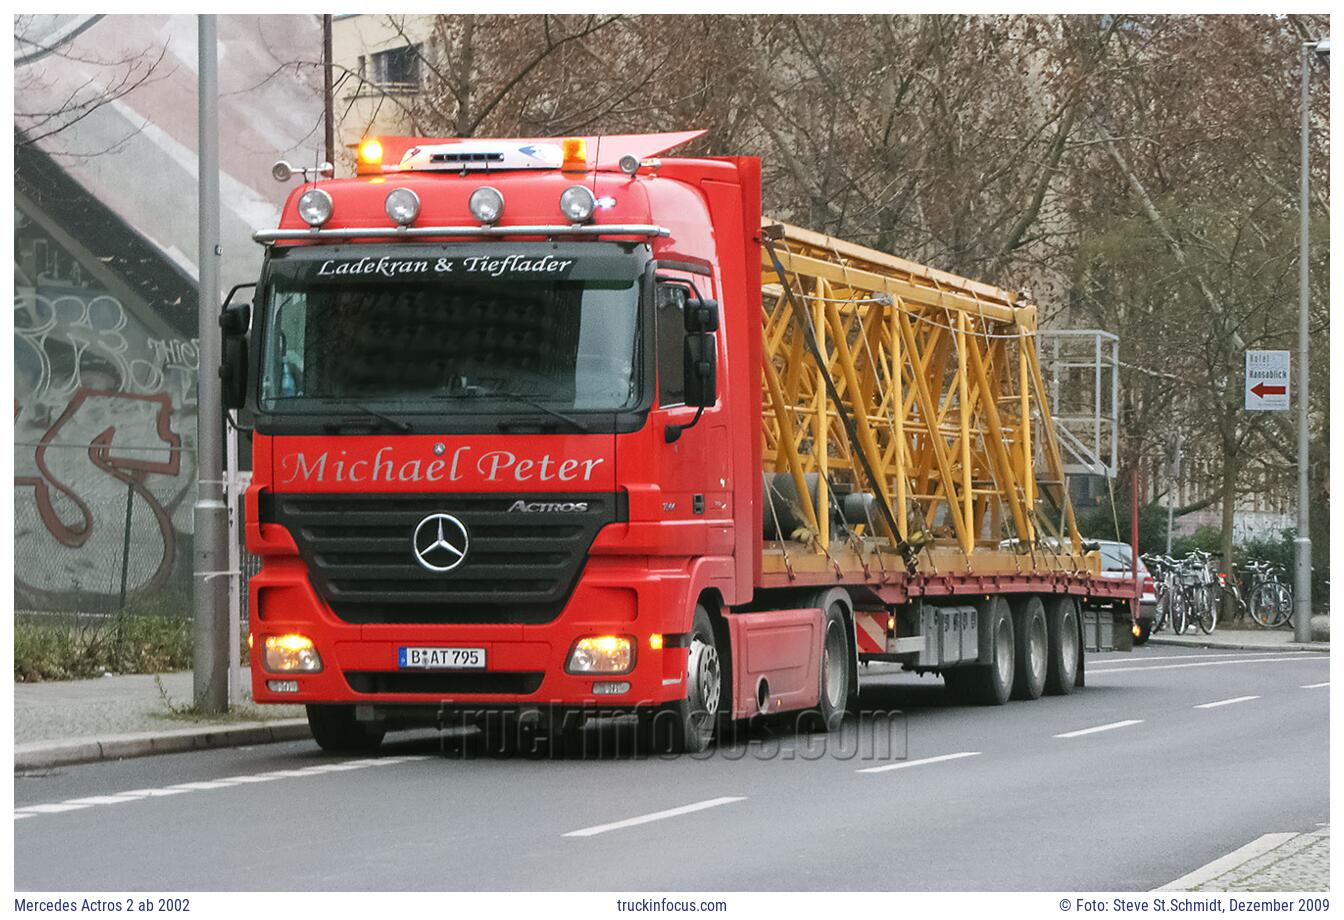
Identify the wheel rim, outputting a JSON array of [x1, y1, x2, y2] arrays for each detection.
[[822, 617, 847, 708], [1029, 615, 1047, 678], [687, 636, 721, 728], [994, 620, 1012, 687], [1060, 609, 1078, 678]]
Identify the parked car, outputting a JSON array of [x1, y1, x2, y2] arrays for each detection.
[[1093, 541, 1157, 644]]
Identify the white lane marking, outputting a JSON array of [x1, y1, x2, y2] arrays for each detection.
[[15, 755, 431, 821], [857, 751, 981, 774], [1302, 682, 1329, 689], [1194, 695, 1260, 709], [19, 803, 93, 814], [1054, 719, 1143, 739], [1090, 656, 1327, 674], [563, 796, 746, 838], [1155, 832, 1297, 891], [63, 795, 142, 806], [1100, 651, 1310, 664]]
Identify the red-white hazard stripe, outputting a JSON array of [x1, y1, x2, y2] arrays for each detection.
[[855, 611, 887, 654]]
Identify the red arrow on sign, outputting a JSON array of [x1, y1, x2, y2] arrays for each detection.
[[1251, 382, 1286, 398]]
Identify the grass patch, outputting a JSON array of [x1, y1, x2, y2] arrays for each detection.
[[15, 615, 193, 682], [151, 675, 303, 723]]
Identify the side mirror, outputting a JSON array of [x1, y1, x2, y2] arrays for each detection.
[[683, 332, 717, 408], [219, 283, 255, 411], [684, 297, 719, 333]]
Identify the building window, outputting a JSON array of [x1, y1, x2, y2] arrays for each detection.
[[371, 44, 419, 89]]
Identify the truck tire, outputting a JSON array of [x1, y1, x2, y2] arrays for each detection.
[[956, 597, 1015, 706], [1010, 595, 1048, 701], [640, 604, 723, 755], [800, 592, 851, 732], [306, 704, 385, 753], [1043, 596, 1081, 696]]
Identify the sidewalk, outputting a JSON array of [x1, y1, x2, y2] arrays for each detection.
[[1148, 618, 1329, 653], [14, 670, 307, 771], [1159, 826, 1330, 892]]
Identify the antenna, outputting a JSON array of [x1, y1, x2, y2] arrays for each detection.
[[591, 134, 602, 193]]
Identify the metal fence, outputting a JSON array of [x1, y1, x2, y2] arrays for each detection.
[[14, 487, 195, 621]]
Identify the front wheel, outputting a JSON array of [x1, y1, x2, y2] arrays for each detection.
[[306, 704, 385, 753], [641, 604, 723, 754], [1133, 618, 1152, 646], [1171, 589, 1189, 635], [1198, 601, 1217, 635]]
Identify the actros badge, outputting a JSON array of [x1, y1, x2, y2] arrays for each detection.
[[412, 513, 470, 573]]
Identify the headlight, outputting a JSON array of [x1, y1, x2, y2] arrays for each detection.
[[469, 186, 504, 224], [566, 635, 633, 674], [384, 187, 420, 226], [264, 634, 323, 672], [297, 188, 333, 227], [559, 185, 595, 223]]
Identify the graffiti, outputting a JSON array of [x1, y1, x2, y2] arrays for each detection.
[[15, 288, 198, 605], [15, 389, 184, 599]]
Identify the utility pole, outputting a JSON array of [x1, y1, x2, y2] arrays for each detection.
[[322, 14, 335, 167], [193, 14, 229, 713], [1294, 38, 1328, 644]]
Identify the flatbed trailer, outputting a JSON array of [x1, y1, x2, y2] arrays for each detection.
[[231, 131, 1137, 753]]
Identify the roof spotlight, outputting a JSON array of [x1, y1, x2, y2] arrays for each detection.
[[384, 187, 421, 226], [469, 186, 505, 224], [297, 188, 333, 227], [559, 185, 596, 223]]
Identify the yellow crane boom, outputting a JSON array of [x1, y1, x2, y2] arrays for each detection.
[[760, 221, 1087, 579]]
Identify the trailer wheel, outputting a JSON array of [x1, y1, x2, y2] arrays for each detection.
[[800, 595, 851, 732], [306, 704, 385, 753], [640, 604, 722, 754], [1044, 597, 1080, 696], [963, 597, 1015, 705], [1010, 595, 1048, 701]]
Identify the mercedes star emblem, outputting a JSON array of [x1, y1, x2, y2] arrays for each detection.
[[412, 513, 469, 573]]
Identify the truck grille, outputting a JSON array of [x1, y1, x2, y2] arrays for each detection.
[[259, 491, 624, 624]]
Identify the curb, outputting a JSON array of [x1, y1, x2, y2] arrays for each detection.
[[14, 719, 312, 771], [1147, 635, 1329, 653], [1155, 833, 1298, 891]]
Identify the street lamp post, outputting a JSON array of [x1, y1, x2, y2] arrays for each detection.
[[1294, 38, 1328, 644]]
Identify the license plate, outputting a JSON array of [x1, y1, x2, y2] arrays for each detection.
[[398, 647, 486, 670]]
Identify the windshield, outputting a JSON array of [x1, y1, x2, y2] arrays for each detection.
[[259, 274, 640, 413]]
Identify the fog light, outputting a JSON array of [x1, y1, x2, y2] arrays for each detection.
[[266, 679, 299, 693], [469, 186, 504, 223], [297, 188, 332, 227], [592, 681, 631, 695], [566, 635, 632, 674], [384, 187, 420, 226], [264, 634, 323, 673], [559, 185, 595, 223]]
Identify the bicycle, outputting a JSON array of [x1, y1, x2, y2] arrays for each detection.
[[1176, 551, 1217, 635], [1244, 561, 1293, 629]]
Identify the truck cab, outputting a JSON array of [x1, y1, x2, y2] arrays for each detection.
[[230, 133, 760, 752]]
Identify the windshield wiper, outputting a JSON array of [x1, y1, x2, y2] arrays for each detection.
[[484, 394, 591, 433], [322, 403, 413, 434]]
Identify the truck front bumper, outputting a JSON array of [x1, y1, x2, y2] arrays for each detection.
[[249, 556, 690, 711]]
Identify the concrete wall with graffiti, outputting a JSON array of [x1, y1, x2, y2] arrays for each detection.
[[14, 281, 198, 613]]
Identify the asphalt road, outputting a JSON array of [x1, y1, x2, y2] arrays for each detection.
[[14, 645, 1329, 891]]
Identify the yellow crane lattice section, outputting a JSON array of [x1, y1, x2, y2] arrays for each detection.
[[760, 221, 1083, 571]]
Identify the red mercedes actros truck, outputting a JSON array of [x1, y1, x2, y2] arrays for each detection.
[[226, 130, 1136, 753]]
